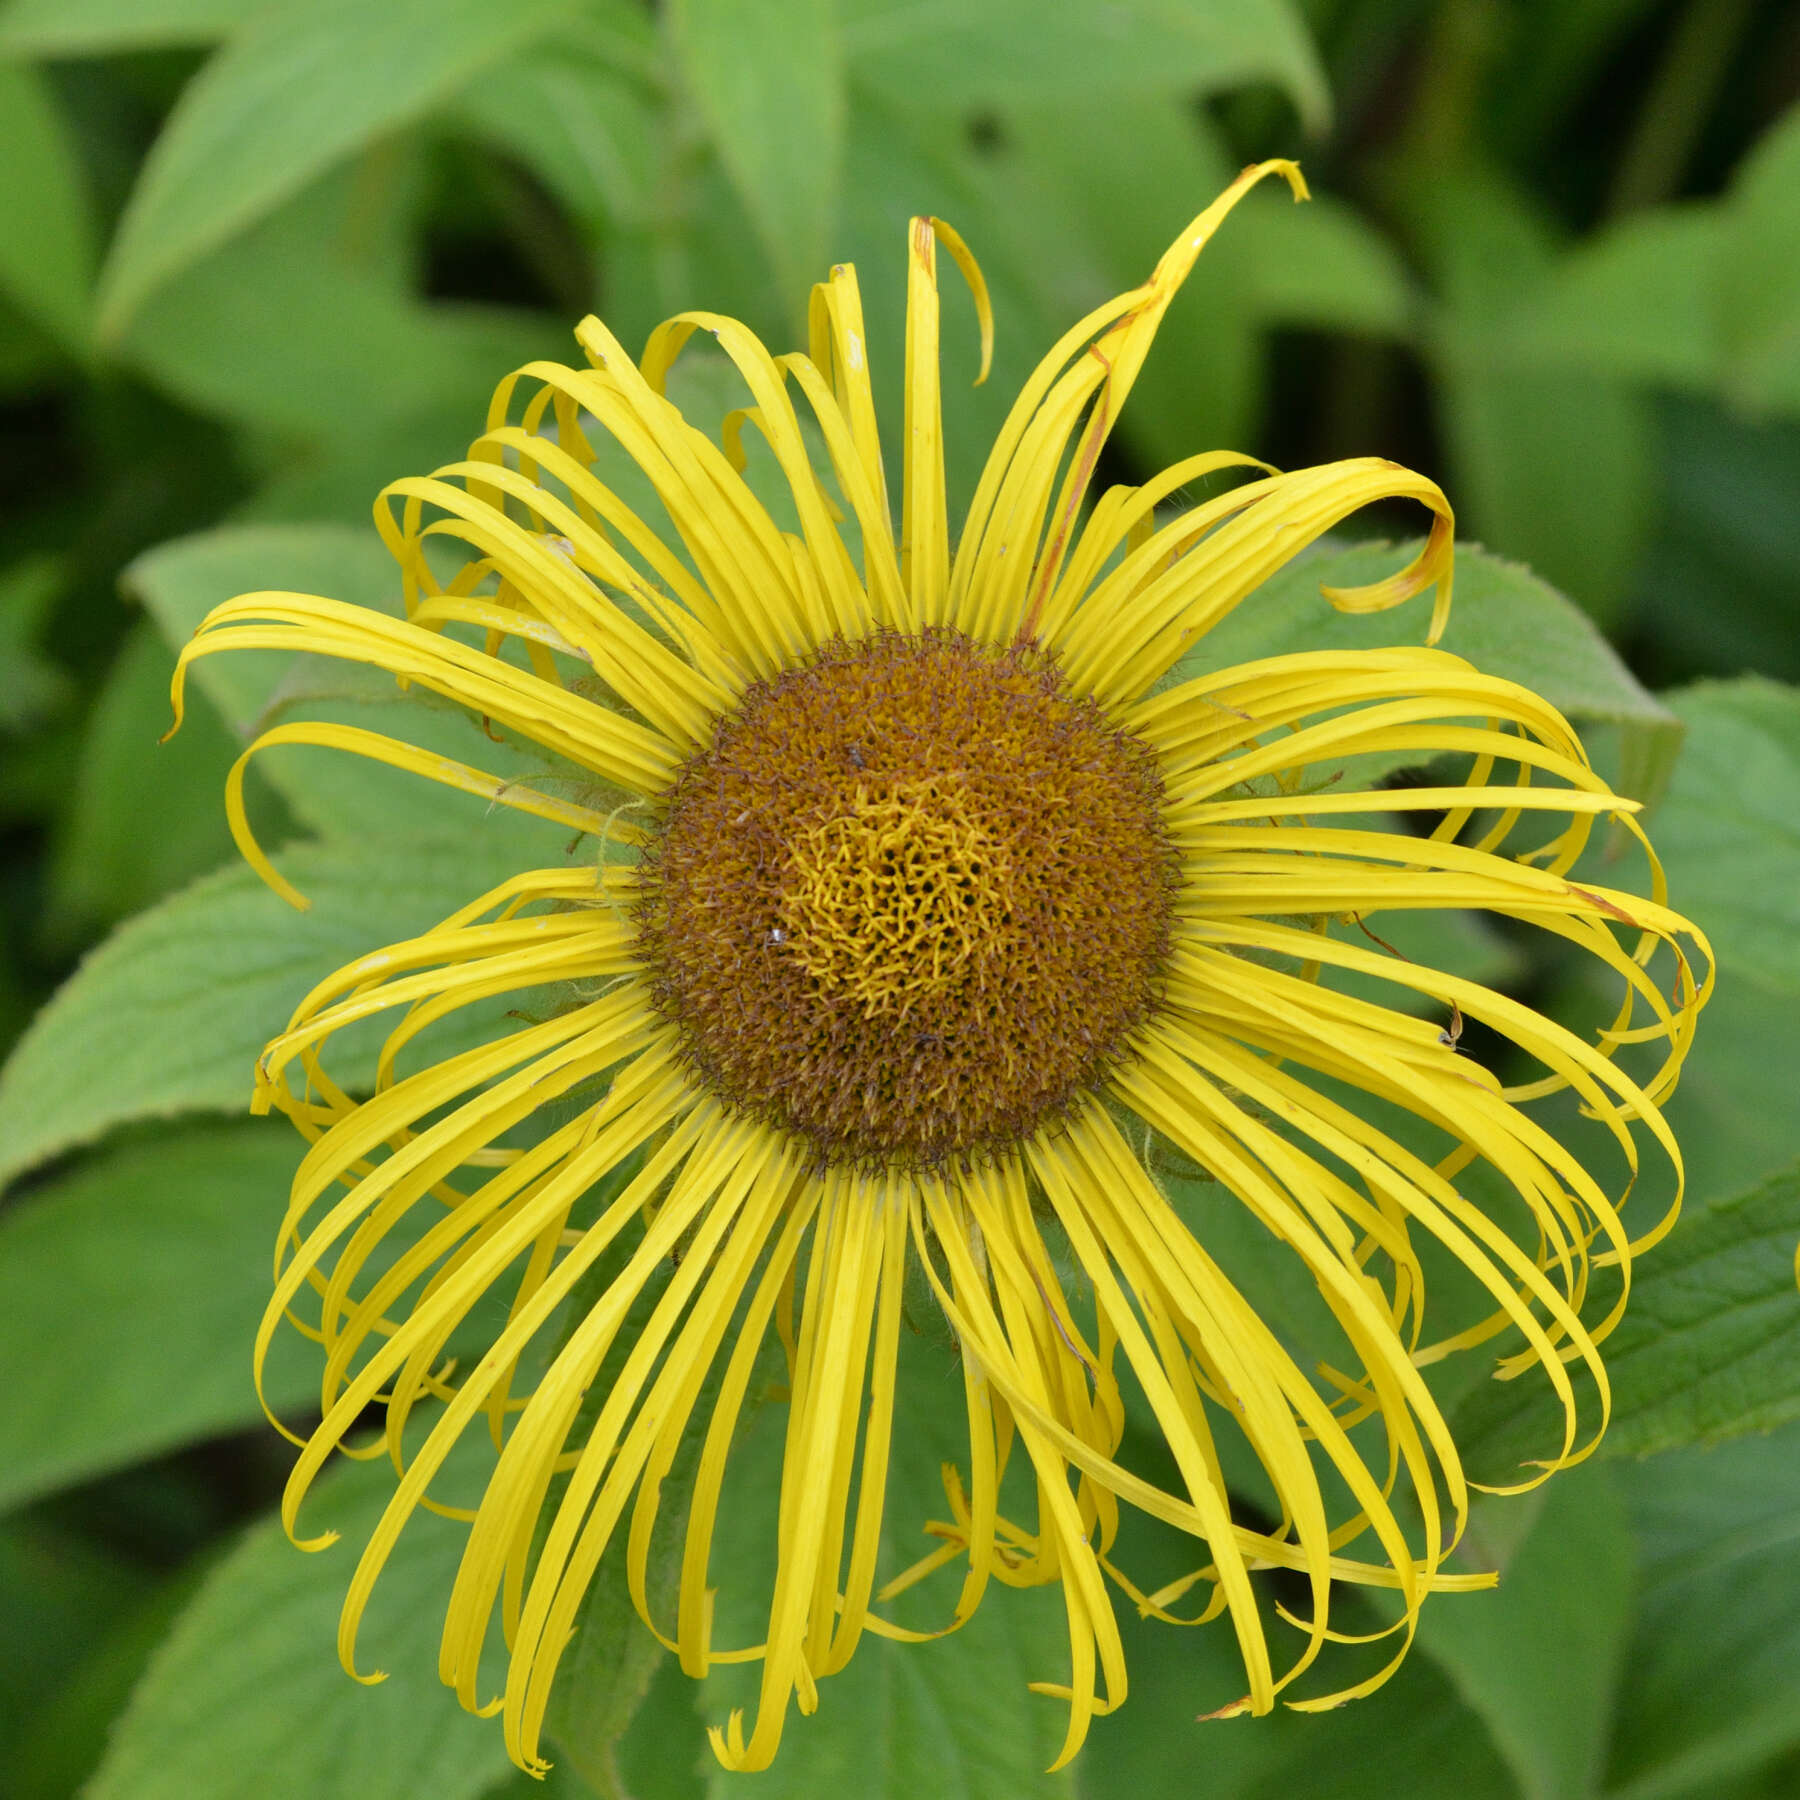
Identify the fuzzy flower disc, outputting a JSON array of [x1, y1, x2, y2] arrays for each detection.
[[639, 628, 1175, 1167]]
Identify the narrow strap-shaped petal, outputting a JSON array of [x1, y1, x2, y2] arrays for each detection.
[[567, 321, 820, 669], [808, 262, 891, 538], [267, 1036, 691, 1531], [262, 913, 637, 1097], [1131, 649, 1583, 784], [463, 394, 751, 688], [902, 218, 950, 624], [1055, 461, 1454, 704], [644, 311, 873, 644], [667, 1175, 825, 1675], [1053, 1105, 1448, 1703], [497, 1120, 800, 1769], [776, 351, 910, 627], [207, 720, 636, 909], [818, 1178, 911, 1672], [711, 1173, 892, 1770], [899, 215, 993, 627], [258, 993, 667, 1420], [172, 592, 680, 799], [947, 160, 1304, 646], [911, 1173, 1494, 1597], [1024, 1118, 1276, 1713], [1032, 450, 1275, 648], [912, 1176, 1127, 1766], [379, 466, 731, 749], [415, 1102, 735, 1708], [1125, 1011, 1609, 1480]]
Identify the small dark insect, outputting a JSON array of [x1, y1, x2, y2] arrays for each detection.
[[1440, 1001, 1464, 1051], [848, 741, 866, 769]]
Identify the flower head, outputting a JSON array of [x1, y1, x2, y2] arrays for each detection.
[[173, 160, 1708, 1775], [639, 625, 1177, 1166]]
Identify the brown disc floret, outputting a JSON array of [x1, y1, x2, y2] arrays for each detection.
[[635, 629, 1175, 1168]]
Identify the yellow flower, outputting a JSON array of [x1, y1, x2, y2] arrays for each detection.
[[172, 161, 1708, 1775]]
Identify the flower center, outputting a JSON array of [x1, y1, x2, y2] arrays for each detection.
[[636, 629, 1174, 1168]]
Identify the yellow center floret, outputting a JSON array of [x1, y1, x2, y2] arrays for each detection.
[[637, 628, 1175, 1167]]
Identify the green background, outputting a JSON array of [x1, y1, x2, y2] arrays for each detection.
[[3, 1, 1800, 1796]]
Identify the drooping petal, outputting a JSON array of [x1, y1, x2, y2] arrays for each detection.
[[909, 1169, 1129, 1768], [489, 1112, 799, 1768], [1049, 463, 1453, 704], [170, 593, 680, 906], [946, 160, 1306, 647], [709, 1171, 907, 1771]]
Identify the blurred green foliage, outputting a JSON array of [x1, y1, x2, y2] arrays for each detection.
[[2, 1, 1799, 1797]]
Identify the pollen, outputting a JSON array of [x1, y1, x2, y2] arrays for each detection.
[[636, 628, 1176, 1167]]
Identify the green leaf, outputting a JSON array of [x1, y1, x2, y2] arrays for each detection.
[[0, 833, 552, 1191], [1719, 101, 1800, 416], [1604, 1422, 1800, 1797], [606, 1660, 708, 1800], [0, 0, 259, 56], [238, 405, 509, 527], [1233, 1657, 1518, 1800], [44, 620, 250, 941], [610, 156, 787, 360], [1190, 539, 1684, 806], [83, 1452, 516, 1800], [7, 1563, 207, 1800], [1630, 396, 1800, 686], [670, 0, 843, 319], [544, 1549, 678, 1800], [0, 1121, 313, 1513], [1515, 203, 1725, 393], [119, 166, 571, 441], [0, 287, 60, 391], [1444, 321, 1654, 635], [1643, 679, 1800, 993], [1407, 165, 1654, 625], [1450, 1160, 1800, 1485], [843, 0, 1330, 133], [483, 1759, 623, 1800], [450, 23, 659, 232], [0, 553, 71, 735], [1415, 1467, 1634, 1800], [1653, 974, 1800, 1209], [708, 1588, 1078, 1800], [0, 1520, 154, 1764], [0, 63, 96, 351], [1227, 189, 1414, 339], [95, 0, 580, 337], [1487, 0, 1661, 154]]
